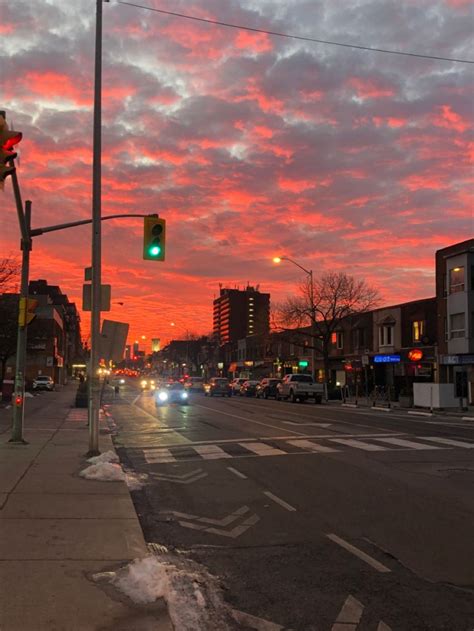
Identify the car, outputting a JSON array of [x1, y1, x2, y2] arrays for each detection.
[[184, 377, 205, 392], [239, 380, 260, 397], [256, 378, 281, 399], [32, 375, 54, 391], [204, 378, 232, 397], [230, 378, 247, 395], [140, 378, 156, 391], [155, 382, 189, 406]]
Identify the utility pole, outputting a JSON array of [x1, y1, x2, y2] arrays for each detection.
[[88, 0, 105, 456], [10, 200, 32, 444]]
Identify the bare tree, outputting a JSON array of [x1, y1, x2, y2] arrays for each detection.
[[274, 272, 380, 387], [0, 257, 20, 293]]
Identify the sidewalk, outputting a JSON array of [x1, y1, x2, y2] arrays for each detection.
[[0, 384, 173, 631], [326, 397, 474, 419]]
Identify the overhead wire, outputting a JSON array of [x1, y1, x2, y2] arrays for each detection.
[[117, 1, 474, 65]]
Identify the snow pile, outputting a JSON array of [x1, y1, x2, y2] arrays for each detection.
[[79, 461, 125, 481], [125, 472, 148, 490], [86, 450, 119, 464], [94, 555, 234, 630]]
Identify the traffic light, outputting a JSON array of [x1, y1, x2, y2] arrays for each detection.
[[143, 216, 166, 261], [0, 114, 22, 190], [18, 297, 39, 327]]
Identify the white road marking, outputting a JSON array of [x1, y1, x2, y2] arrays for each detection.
[[327, 533, 391, 573], [195, 403, 306, 436], [193, 444, 232, 459], [420, 436, 474, 448], [287, 439, 339, 453], [331, 595, 364, 630], [169, 506, 260, 538], [144, 448, 177, 463], [263, 491, 297, 512], [240, 442, 287, 456], [227, 467, 248, 479], [375, 437, 444, 450], [283, 421, 331, 427], [330, 438, 388, 451], [132, 393, 141, 405], [172, 505, 250, 526]]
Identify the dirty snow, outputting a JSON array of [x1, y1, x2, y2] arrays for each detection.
[[79, 461, 125, 481], [125, 472, 148, 490], [86, 450, 119, 464], [94, 555, 234, 630]]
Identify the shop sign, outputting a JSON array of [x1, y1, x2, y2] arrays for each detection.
[[374, 354, 400, 364], [407, 349, 423, 362], [298, 360, 309, 368]]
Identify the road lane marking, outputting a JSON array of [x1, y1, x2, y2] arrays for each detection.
[[195, 403, 306, 436], [331, 595, 363, 630], [420, 436, 474, 448], [327, 534, 391, 573], [193, 445, 232, 459], [287, 439, 339, 453], [330, 438, 388, 451], [168, 506, 260, 538], [144, 448, 177, 463], [283, 421, 331, 427], [240, 442, 287, 456], [263, 491, 297, 512], [374, 437, 444, 450], [227, 466, 248, 479]]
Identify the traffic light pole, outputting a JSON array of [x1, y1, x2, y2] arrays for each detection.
[[88, 0, 104, 456], [10, 200, 32, 444]]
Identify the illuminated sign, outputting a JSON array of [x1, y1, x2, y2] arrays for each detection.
[[374, 355, 400, 363], [407, 349, 423, 362], [298, 360, 309, 368]]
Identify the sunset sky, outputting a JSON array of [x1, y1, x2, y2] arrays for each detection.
[[1, 0, 473, 349]]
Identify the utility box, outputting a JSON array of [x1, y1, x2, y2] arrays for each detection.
[[413, 382, 465, 409]]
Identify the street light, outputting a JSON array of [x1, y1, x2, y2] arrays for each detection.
[[273, 256, 316, 383]]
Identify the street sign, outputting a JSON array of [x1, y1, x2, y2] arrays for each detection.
[[99, 320, 129, 363], [82, 284, 111, 311], [299, 360, 309, 368], [361, 354, 369, 366]]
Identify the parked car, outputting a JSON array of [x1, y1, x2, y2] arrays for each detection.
[[239, 380, 260, 397], [276, 374, 324, 403], [256, 378, 281, 399], [184, 377, 205, 392], [155, 382, 189, 406], [204, 378, 232, 397], [32, 375, 54, 391], [230, 378, 248, 395]]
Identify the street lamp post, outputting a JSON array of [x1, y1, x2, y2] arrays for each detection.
[[273, 257, 316, 383]]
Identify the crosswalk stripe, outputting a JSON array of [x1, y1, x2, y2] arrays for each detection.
[[330, 438, 388, 451], [331, 595, 364, 630], [374, 437, 443, 450], [287, 439, 339, 453], [144, 448, 176, 464], [193, 445, 232, 459], [239, 442, 287, 456], [420, 436, 474, 449]]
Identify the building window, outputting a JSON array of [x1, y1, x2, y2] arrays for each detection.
[[332, 331, 343, 349], [379, 325, 393, 346], [352, 328, 365, 349], [450, 313, 465, 338], [449, 267, 464, 294], [412, 320, 425, 343]]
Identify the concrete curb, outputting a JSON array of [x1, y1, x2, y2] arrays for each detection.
[[407, 410, 433, 417], [341, 403, 358, 408], [372, 406, 392, 412]]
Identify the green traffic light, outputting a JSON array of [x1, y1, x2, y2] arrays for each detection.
[[149, 245, 161, 256]]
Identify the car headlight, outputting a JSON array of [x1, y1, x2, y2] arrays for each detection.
[[150, 380, 155, 386], [150, 385, 156, 390], [120, 379, 125, 384], [181, 392, 188, 399], [141, 380, 147, 387], [158, 391, 168, 401]]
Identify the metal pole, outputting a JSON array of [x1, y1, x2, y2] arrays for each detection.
[[309, 269, 316, 383], [10, 200, 32, 444], [88, 0, 103, 456]]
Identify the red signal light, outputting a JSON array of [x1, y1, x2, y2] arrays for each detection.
[[2, 130, 22, 151], [15, 395, 23, 407]]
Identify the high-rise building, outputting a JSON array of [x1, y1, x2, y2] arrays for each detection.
[[213, 286, 270, 345], [151, 338, 161, 352]]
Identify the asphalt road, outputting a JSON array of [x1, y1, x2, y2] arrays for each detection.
[[107, 381, 474, 630]]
